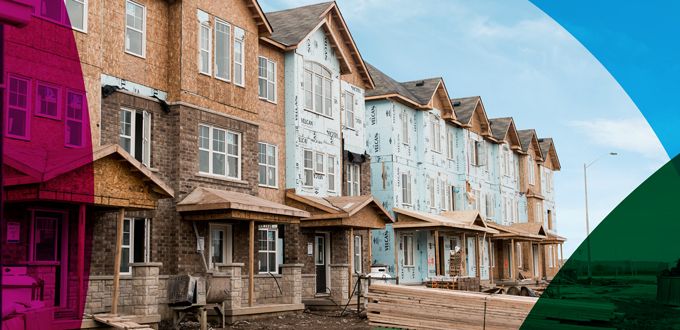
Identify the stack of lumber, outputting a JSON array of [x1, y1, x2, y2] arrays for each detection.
[[367, 284, 536, 330]]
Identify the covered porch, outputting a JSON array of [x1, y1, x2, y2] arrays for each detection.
[[1, 144, 174, 329], [541, 232, 566, 280], [176, 187, 310, 323], [392, 209, 499, 288], [284, 191, 394, 306], [487, 222, 548, 284]]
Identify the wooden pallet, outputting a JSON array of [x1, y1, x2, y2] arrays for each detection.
[[92, 314, 154, 330]]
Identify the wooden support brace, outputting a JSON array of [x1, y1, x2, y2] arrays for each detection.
[[111, 208, 125, 315], [249, 220, 255, 307]]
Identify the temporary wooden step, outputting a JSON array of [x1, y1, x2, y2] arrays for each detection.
[[92, 314, 154, 330]]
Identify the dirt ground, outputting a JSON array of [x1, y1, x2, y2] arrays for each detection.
[[175, 311, 370, 330]]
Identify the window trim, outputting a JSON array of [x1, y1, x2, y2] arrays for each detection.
[[314, 152, 325, 175], [430, 114, 441, 153], [258, 56, 277, 103], [258, 225, 279, 274], [35, 81, 61, 120], [258, 142, 278, 189], [428, 176, 435, 209], [528, 154, 535, 185], [303, 62, 333, 117], [64, 89, 86, 148], [302, 149, 314, 188], [401, 110, 410, 145], [402, 234, 415, 267], [214, 18, 231, 82], [346, 163, 360, 196], [344, 91, 355, 129], [5, 74, 31, 141], [353, 235, 362, 274], [66, 0, 88, 33], [446, 129, 455, 160], [124, 0, 146, 58], [516, 242, 523, 269], [119, 108, 151, 166], [327, 155, 336, 193], [198, 124, 241, 180], [208, 223, 232, 269], [120, 218, 150, 275], [233, 26, 245, 87], [198, 15, 212, 76], [401, 173, 412, 206]]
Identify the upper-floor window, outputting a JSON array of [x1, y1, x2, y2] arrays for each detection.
[[471, 140, 486, 166], [233, 27, 245, 86], [447, 185, 455, 211], [65, 0, 87, 32], [198, 124, 240, 179], [401, 173, 412, 206], [36, 81, 61, 119], [214, 19, 231, 81], [258, 142, 277, 188], [315, 152, 325, 174], [258, 57, 276, 103], [258, 225, 278, 274], [198, 10, 211, 75], [303, 62, 332, 116], [5, 74, 31, 140], [327, 155, 336, 192], [428, 177, 435, 208], [346, 163, 360, 196], [534, 201, 542, 222], [303, 149, 313, 187], [485, 194, 495, 219], [430, 114, 441, 153], [119, 109, 151, 166], [439, 180, 447, 211], [125, 0, 146, 57], [446, 130, 455, 159], [401, 110, 409, 145], [528, 155, 535, 185], [65, 90, 85, 147], [344, 92, 355, 129], [36, 0, 87, 32]]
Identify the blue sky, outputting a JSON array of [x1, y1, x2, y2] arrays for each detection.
[[261, 0, 669, 257]]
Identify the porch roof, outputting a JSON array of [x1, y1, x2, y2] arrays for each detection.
[[487, 222, 547, 241], [392, 208, 499, 234], [285, 191, 394, 229], [543, 231, 567, 243], [177, 187, 309, 223]]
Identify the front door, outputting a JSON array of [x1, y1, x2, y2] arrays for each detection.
[[315, 234, 327, 293], [31, 211, 68, 307]]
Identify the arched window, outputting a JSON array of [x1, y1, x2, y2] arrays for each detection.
[[303, 62, 333, 116]]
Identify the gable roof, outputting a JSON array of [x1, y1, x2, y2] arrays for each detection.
[[452, 96, 491, 135], [178, 187, 309, 218], [264, 1, 374, 88], [285, 191, 394, 224], [517, 129, 543, 159], [487, 221, 547, 240], [489, 117, 522, 149], [393, 208, 498, 234], [245, 0, 274, 36], [538, 137, 561, 170]]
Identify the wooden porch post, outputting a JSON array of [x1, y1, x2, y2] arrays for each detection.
[[560, 243, 564, 268], [368, 230, 372, 266], [510, 239, 515, 281], [474, 234, 480, 279], [393, 230, 399, 284], [249, 220, 255, 307], [461, 233, 466, 276], [111, 208, 125, 315], [434, 230, 440, 276], [77, 204, 86, 313], [348, 227, 354, 295], [488, 236, 493, 284], [530, 243, 536, 279]]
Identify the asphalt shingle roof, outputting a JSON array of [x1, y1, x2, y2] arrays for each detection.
[[401, 78, 442, 105], [452, 96, 480, 124], [265, 2, 334, 46], [538, 138, 554, 156], [517, 129, 539, 153], [489, 117, 513, 140], [365, 62, 445, 107]]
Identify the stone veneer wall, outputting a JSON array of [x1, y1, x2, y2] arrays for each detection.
[[301, 274, 316, 299], [240, 275, 288, 306], [84, 276, 170, 319]]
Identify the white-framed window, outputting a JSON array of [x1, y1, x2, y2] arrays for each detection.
[[545, 168, 553, 192], [535, 202, 542, 223], [119, 108, 151, 166], [485, 194, 495, 218], [198, 124, 240, 179], [198, 10, 211, 75], [402, 234, 414, 267], [315, 152, 325, 174], [430, 114, 441, 152], [439, 180, 447, 211], [353, 235, 362, 274], [516, 242, 523, 269], [327, 155, 336, 192], [65, 90, 85, 148], [258, 225, 278, 274], [401, 110, 409, 145], [303, 62, 332, 116], [547, 245, 554, 268], [402, 173, 412, 206], [35, 81, 60, 119], [472, 190, 481, 211], [258, 142, 277, 188], [5, 74, 31, 140], [344, 92, 355, 129], [448, 185, 455, 211], [233, 27, 245, 86], [446, 129, 455, 159], [470, 139, 486, 166], [125, 0, 146, 57], [428, 177, 435, 208], [65, 0, 88, 32], [303, 149, 314, 187], [121, 218, 150, 274], [346, 163, 360, 196], [214, 19, 231, 81], [30, 215, 60, 262], [528, 154, 535, 185], [209, 223, 232, 269], [258, 56, 276, 102]]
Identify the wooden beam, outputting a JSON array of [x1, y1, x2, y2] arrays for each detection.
[[434, 230, 440, 276], [462, 233, 467, 276], [475, 234, 480, 279], [510, 239, 515, 281], [348, 228, 354, 296], [488, 236, 493, 284], [77, 204, 86, 313], [249, 220, 255, 307], [111, 208, 125, 315], [393, 230, 399, 284], [368, 230, 372, 267]]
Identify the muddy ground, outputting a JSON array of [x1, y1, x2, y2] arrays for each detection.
[[174, 310, 370, 330]]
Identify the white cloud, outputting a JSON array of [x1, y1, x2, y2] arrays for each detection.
[[570, 117, 668, 160]]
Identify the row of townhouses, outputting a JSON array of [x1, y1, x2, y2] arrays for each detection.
[[1, 0, 563, 328]]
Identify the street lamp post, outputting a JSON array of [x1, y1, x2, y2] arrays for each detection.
[[583, 152, 618, 283]]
